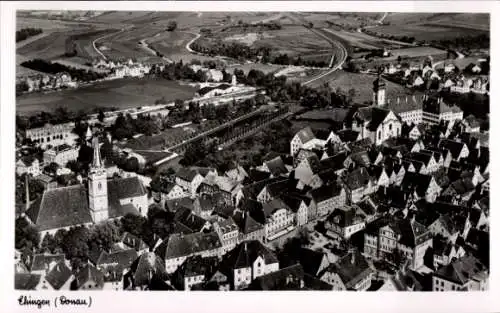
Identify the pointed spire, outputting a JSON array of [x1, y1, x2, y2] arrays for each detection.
[[86, 126, 93, 141], [25, 175, 30, 212], [91, 137, 103, 169]]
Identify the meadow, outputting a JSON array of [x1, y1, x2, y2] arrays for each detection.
[[16, 78, 196, 115], [371, 23, 487, 42], [326, 71, 413, 104]]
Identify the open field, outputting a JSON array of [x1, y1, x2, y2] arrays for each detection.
[[16, 78, 196, 115], [97, 25, 166, 61], [18, 30, 85, 60], [147, 31, 196, 57], [202, 24, 332, 58], [382, 13, 489, 31], [16, 17, 95, 31], [297, 12, 382, 29], [325, 71, 414, 104], [389, 46, 447, 58], [246, 26, 332, 57], [322, 28, 413, 51], [371, 23, 487, 42], [88, 12, 277, 30]]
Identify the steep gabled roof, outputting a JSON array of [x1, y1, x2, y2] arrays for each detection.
[[439, 139, 466, 159], [15, 273, 41, 290], [322, 250, 372, 290], [249, 264, 305, 290], [219, 240, 278, 275], [73, 264, 104, 290], [162, 232, 222, 260], [129, 252, 167, 287], [45, 260, 72, 290], [326, 205, 366, 227], [434, 255, 487, 285], [295, 127, 316, 144], [30, 253, 66, 272], [310, 182, 344, 203], [26, 185, 92, 231], [344, 167, 372, 190], [232, 211, 264, 234]]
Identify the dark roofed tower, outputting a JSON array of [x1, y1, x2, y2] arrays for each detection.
[[88, 137, 108, 223], [373, 76, 386, 107]]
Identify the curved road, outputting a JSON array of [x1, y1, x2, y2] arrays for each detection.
[[184, 31, 201, 53], [92, 28, 128, 60], [284, 13, 348, 86]]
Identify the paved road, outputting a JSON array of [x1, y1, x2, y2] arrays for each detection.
[[284, 13, 348, 87]]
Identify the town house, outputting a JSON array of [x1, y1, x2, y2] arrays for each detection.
[[364, 216, 433, 270], [433, 255, 488, 291], [325, 205, 367, 241], [309, 182, 347, 218], [156, 232, 222, 274], [218, 240, 280, 290], [176, 168, 205, 196], [343, 167, 377, 203]]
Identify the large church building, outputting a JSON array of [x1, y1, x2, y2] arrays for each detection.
[[26, 137, 148, 237], [372, 76, 463, 126]]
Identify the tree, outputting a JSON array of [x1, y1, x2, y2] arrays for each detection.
[[15, 218, 40, 251], [78, 144, 93, 167], [123, 157, 140, 172], [44, 162, 60, 175], [98, 109, 105, 122], [61, 226, 91, 265], [166, 20, 177, 31], [90, 221, 121, 252], [120, 213, 146, 237], [347, 88, 356, 104]]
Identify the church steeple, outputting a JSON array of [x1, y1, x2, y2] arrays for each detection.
[[88, 136, 108, 223], [91, 137, 103, 169], [85, 126, 93, 143], [373, 75, 386, 107]]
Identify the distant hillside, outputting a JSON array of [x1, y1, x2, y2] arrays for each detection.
[[383, 13, 489, 31]]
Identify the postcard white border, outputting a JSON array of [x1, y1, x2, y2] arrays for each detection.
[[1, 2, 499, 313]]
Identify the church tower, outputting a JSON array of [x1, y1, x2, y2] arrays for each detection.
[[373, 76, 386, 107], [88, 137, 108, 223]]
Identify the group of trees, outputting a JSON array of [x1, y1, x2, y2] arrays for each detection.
[[180, 118, 295, 171], [20, 59, 107, 82], [362, 29, 416, 44], [110, 112, 161, 140], [230, 21, 282, 31], [191, 38, 328, 67], [431, 34, 490, 52], [16, 27, 43, 42], [16, 210, 166, 273], [36, 220, 121, 272], [166, 20, 177, 32]]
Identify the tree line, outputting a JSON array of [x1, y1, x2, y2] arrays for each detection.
[[16, 28, 43, 42], [20, 59, 107, 82]]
